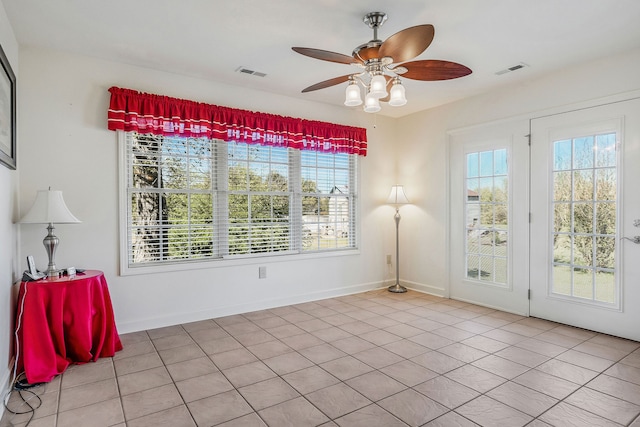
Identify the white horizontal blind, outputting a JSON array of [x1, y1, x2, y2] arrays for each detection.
[[126, 133, 221, 265], [124, 133, 357, 267], [225, 142, 297, 256], [300, 151, 357, 251]]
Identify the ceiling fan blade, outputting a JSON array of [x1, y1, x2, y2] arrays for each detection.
[[401, 60, 472, 81], [292, 47, 361, 65], [378, 25, 435, 63], [301, 75, 352, 93]]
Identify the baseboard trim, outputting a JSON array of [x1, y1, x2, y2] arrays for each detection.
[[116, 281, 383, 334]]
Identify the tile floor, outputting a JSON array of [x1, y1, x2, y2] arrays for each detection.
[[2, 289, 640, 427]]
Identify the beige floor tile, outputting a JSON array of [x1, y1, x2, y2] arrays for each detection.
[[535, 330, 586, 348], [282, 365, 341, 395], [306, 383, 371, 419], [117, 366, 173, 396], [320, 355, 374, 381], [471, 354, 530, 379], [60, 358, 115, 388], [210, 347, 259, 370], [423, 411, 479, 426], [481, 328, 529, 345], [298, 343, 347, 364], [494, 346, 550, 368], [382, 339, 430, 359], [152, 333, 194, 351], [222, 361, 277, 388], [408, 331, 455, 350], [198, 336, 244, 355], [112, 339, 155, 360], [233, 330, 278, 347], [414, 375, 480, 409], [187, 325, 230, 343], [265, 323, 306, 339], [166, 356, 218, 382], [351, 346, 404, 369], [338, 320, 378, 335], [187, 389, 253, 426], [378, 388, 447, 426], [175, 371, 234, 402], [180, 318, 218, 332], [379, 360, 438, 387], [587, 374, 640, 405], [437, 343, 489, 363], [573, 340, 631, 361], [461, 335, 511, 353], [217, 412, 267, 426], [345, 370, 407, 402], [430, 325, 476, 341], [565, 386, 640, 425], [57, 397, 124, 427], [126, 405, 196, 427], [514, 338, 566, 358], [334, 403, 407, 427], [540, 401, 621, 427], [258, 396, 328, 426], [119, 330, 150, 345], [114, 351, 163, 376], [536, 358, 599, 384], [279, 332, 326, 351], [121, 384, 183, 420], [147, 325, 186, 340], [410, 350, 465, 374], [331, 337, 376, 354], [58, 377, 119, 412], [246, 339, 293, 359], [513, 369, 580, 400], [238, 377, 300, 411], [158, 343, 205, 365], [444, 364, 506, 393], [222, 320, 263, 336], [605, 362, 640, 385], [262, 351, 315, 375], [456, 395, 532, 426], [358, 329, 403, 346], [311, 326, 353, 342], [486, 381, 558, 417], [555, 349, 615, 372]]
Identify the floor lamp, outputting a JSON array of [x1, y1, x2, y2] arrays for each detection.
[[387, 185, 409, 293]]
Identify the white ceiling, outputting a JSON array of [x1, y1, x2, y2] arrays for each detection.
[[3, 0, 640, 118]]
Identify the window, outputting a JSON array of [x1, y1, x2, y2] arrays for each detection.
[[551, 132, 617, 303], [465, 148, 508, 285], [122, 132, 358, 269]]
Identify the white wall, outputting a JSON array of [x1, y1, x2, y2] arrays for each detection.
[[16, 46, 399, 333], [0, 0, 19, 410], [396, 47, 640, 296]]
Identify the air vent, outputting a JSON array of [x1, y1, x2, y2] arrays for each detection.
[[235, 66, 267, 77], [495, 62, 529, 75]]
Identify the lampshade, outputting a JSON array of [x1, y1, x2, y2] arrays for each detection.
[[389, 79, 407, 107], [20, 190, 81, 224], [369, 74, 388, 99], [386, 185, 410, 205], [344, 81, 363, 106], [363, 93, 381, 113]]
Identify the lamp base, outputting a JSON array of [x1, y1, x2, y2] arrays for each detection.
[[388, 283, 407, 293]]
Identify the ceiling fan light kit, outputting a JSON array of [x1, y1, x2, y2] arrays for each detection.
[[292, 12, 472, 113]]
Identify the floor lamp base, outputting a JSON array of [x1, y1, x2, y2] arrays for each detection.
[[388, 283, 407, 293]]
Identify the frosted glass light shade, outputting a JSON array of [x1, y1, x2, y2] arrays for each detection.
[[389, 81, 407, 106], [20, 190, 81, 224], [386, 185, 410, 205], [363, 94, 381, 113], [344, 82, 362, 106], [369, 74, 388, 99]]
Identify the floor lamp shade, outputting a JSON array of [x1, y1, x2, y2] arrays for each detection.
[[386, 185, 410, 205], [20, 189, 81, 277], [387, 185, 409, 293]]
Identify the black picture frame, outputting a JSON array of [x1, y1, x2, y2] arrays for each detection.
[[0, 42, 16, 170]]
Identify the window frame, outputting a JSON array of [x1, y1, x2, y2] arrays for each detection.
[[118, 131, 360, 276]]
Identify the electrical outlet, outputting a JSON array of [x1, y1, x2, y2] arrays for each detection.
[[259, 266, 267, 279], [386, 255, 392, 265]]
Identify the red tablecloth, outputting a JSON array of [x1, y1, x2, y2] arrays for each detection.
[[16, 270, 123, 384]]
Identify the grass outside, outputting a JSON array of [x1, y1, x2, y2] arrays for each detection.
[[552, 265, 615, 303]]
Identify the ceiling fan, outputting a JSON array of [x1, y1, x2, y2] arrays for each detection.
[[292, 12, 472, 112]]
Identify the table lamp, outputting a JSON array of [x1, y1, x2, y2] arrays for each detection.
[[20, 189, 81, 277], [387, 185, 409, 293]]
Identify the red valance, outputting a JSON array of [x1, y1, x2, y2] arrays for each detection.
[[107, 87, 367, 156]]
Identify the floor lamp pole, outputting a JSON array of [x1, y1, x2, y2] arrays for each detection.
[[388, 207, 407, 293]]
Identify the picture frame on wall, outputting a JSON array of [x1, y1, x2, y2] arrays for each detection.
[[0, 42, 16, 170]]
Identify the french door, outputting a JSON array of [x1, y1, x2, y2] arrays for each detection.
[[449, 120, 530, 315], [530, 98, 640, 341]]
